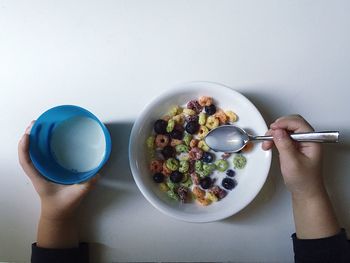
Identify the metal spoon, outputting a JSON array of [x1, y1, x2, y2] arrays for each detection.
[[204, 125, 340, 153]]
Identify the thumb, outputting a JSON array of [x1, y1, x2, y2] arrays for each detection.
[[272, 129, 299, 162]]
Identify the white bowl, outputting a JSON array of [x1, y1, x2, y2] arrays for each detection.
[[129, 82, 272, 222]]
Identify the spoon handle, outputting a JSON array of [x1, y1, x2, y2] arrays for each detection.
[[252, 131, 339, 143]]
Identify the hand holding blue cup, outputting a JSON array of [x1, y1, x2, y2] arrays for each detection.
[[29, 105, 111, 185]]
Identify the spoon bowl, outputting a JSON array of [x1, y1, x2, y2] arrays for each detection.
[[205, 125, 250, 152]]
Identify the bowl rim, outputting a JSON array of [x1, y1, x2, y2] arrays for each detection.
[[128, 81, 272, 222], [29, 105, 112, 185]]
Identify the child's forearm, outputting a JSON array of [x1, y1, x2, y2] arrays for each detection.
[[37, 215, 79, 249], [292, 186, 340, 239]]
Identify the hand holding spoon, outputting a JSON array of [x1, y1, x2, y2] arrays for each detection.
[[204, 125, 340, 153]]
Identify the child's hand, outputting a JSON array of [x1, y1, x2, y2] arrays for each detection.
[[18, 121, 99, 221], [262, 115, 324, 199], [262, 115, 340, 239]]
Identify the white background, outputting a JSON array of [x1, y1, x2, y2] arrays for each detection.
[[1, 0, 350, 262]]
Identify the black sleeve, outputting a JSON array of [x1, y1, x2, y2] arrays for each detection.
[[31, 242, 89, 263], [292, 228, 350, 262]]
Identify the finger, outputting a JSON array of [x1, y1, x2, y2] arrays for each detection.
[[270, 115, 314, 133], [262, 129, 274, 151], [272, 129, 300, 162], [19, 120, 36, 166], [18, 133, 42, 181], [25, 120, 35, 135]]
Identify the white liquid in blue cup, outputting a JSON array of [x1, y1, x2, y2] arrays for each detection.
[[50, 116, 106, 173]]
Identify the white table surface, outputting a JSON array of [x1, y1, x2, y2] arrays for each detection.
[[1, 1, 350, 262]]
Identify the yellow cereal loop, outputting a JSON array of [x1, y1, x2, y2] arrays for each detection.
[[206, 192, 218, 202], [198, 126, 209, 139], [198, 140, 210, 152], [183, 108, 196, 116], [225, 110, 238, 122], [172, 114, 185, 125], [205, 116, 219, 130], [159, 183, 169, 192], [167, 105, 181, 117]]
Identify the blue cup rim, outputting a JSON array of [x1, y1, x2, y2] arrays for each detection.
[[29, 105, 112, 185]]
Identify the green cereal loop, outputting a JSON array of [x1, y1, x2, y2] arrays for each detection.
[[166, 158, 179, 171], [146, 136, 155, 149], [199, 169, 210, 177], [167, 190, 179, 201], [215, 159, 228, 172], [179, 160, 189, 173], [198, 112, 207, 125], [181, 173, 188, 183], [183, 133, 192, 146], [233, 154, 247, 169], [166, 119, 175, 133], [203, 163, 215, 175], [195, 160, 203, 172], [166, 180, 175, 190], [181, 176, 193, 187], [175, 144, 189, 153]]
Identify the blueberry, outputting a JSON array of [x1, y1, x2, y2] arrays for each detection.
[[161, 146, 175, 158], [154, 119, 168, 134], [226, 169, 236, 177], [201, 152, 214, 163], [170, 171, 183, 183], [185, 121, 200, 134], [199, 177, 212, 189], [205, 104, 216, 115], [170, 129, 183, 140], [222, 177, 236, 190], [153, 173, 165, 183]]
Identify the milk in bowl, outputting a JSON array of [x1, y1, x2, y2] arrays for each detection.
[[50, 116, 106, 173]]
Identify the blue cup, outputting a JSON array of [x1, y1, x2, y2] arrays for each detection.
[[29, 105, 112, 184]]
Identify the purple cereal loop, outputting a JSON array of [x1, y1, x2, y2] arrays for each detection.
[[188, 147, 203, 160], [187, 100, 203, 114], [185, 115, 199, 123], [177, 186, 189, 203], [218, 188, 227, 199], [174, 123, 184, 132], [189, 160, 196, 173]]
